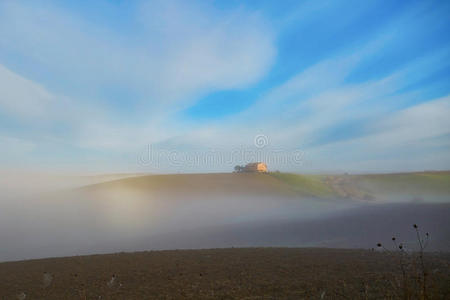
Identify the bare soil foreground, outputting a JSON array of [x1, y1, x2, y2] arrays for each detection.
[[1, 248, 449, 299]]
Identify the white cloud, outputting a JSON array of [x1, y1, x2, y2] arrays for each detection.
[[0, 0, 448, 173], [164, 43, 450, 172], [0, 62, 190, 156], [0, 0, 275, 105], [0, 135, 35, 155], [0, 64, 55, 118], [0, 0, 276, 158], [139, 0, 276, 103], [296, 96, 450, 172], [364, 96, 450, 147]]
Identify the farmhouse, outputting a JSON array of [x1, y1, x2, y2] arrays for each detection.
[[243, 162, 268, 173]]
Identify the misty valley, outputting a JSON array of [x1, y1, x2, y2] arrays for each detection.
[[1, 172, 449, 262]]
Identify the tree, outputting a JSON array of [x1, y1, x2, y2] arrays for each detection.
[[234, 165, 243, 172]]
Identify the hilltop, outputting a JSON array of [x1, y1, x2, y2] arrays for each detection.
[[2, 171, 448, 261], [82, 171, 450, 202]]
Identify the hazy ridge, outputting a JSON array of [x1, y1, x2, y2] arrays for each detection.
[[84, 171, 450, 202], [1, 171, 449, 262]]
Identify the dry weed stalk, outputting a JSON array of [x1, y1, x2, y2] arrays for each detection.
[[377, 224, 431, 300]]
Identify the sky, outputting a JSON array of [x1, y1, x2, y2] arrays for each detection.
[[0, 0, 449, 174]]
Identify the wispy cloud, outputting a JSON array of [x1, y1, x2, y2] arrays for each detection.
[[0, 64, 55, 118], [0, 0, 448, 173], [0, 0, 275, 105]]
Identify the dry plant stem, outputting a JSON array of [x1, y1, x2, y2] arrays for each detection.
[[415, 226, 428, 300]]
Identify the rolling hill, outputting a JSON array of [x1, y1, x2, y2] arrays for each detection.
[[1, 171, 449, 262], [82, 171, 450, 202]]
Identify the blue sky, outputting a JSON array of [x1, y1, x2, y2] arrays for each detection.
[[0, 0, 449, 173]]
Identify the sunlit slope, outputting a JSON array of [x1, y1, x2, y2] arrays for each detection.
[[352, 171, 450, 201], [82, 173, 299, 198], [82, 171, 450, 201], [271, 171, 450, 201], [268, 173, 336, 198]]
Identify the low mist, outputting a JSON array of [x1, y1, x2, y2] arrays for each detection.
[[1, 173, 449, 262]]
